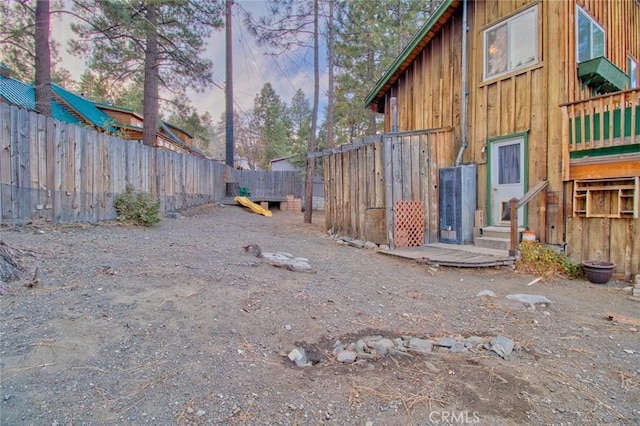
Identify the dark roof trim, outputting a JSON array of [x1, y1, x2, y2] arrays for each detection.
[[364, 0, 460, 112]]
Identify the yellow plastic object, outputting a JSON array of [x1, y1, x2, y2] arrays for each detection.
[[234, 196, 272, 217]]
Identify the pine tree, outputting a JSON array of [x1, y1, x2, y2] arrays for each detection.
[[70, 1, 225, 147]]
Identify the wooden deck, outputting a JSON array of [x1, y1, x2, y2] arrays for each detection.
[[380, 243, 515, 268]]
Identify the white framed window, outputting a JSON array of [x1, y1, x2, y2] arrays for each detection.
[[629, 55, 639, 89], [576, 6, 605, 63], [483, 6, 538, 81]]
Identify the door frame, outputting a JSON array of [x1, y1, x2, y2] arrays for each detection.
[[486, 132, 529, 227]]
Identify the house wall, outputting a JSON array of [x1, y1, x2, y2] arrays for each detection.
[[376, 0, 639, 275], [563, 0, 640, 278]]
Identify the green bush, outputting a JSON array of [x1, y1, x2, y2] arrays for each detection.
[[114, 184, 161, 227], [516, 241, 583, 280]]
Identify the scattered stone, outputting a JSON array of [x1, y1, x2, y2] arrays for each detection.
[[288, 347, 309, 366], [364, 241, 378, 250], [477, 289, 496, 297], [490, 335, 515, 358], [409, 338, 433, 352], [262, 252, 314, 273], [196, 410, 206, 417], [506, 293, 552, 309], [450, 342, 467, 353], [348, 239, 365, 249], [436, 336, 457, 348], [336, 350, 357, 363], [243, 244, 262, 258]]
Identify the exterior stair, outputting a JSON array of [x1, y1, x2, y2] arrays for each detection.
[[474, 225, 524, 251]]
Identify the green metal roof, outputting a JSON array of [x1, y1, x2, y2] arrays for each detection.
[[364, 0, 459, 111], [0, 74, 81, 125], [51, 84, 118, 132]]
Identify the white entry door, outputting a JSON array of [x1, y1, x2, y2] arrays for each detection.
[[490, 137, 525, 226]]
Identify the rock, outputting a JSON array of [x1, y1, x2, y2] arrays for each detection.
[[262, 252, 314, 273], [364, 241, 378, 250], [337, 350, 357, 363], [355, 339, 368, 353], [368, 339, 395, 357], [288, 347, 309, 366], [409, 338, 433, 352], [196, 410, 206, 417], [490, 335, 515, 358], [477, 289, 496, 297], [436, 336, 457, 348], [505, 294, 552, 309], [450, 342, 467, 353], [243, 244, 262, 258]]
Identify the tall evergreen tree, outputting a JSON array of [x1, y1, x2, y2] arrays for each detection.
[[288, 88, 312, 167], [250, 83, 291, 170], [333, 0, 431, 143], [70, 1, 225, 146]]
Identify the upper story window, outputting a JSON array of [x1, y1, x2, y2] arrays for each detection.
[[483, 6, 538, 81], [576, 6, 605, 62], [629, 56, 639, 88]]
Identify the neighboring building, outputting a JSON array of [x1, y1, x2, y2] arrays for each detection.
[[365, 0, 640, 277], [0, 66, 205, 158], [271, 154, 325, 210]]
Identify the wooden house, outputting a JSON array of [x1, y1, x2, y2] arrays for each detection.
[[362, 0, 640, 277]]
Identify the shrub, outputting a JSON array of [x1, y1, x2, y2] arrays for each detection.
[[516, 241, 583, 280], [114, 184, 161, 227]]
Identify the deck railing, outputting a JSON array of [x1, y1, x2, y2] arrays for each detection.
[[561, 88, 640, 180]]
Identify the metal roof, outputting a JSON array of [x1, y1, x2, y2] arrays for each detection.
[[0, 74, 81, 125]]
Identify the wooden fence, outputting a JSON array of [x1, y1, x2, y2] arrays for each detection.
[[231, 169, 303, 200], [317, 127, 455, 247], [0, 103, 303, 224]]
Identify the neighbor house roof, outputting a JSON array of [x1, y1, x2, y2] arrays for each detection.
[[0, 73, 83, 125], [51, 84, 118, 132], [364, 0, 461, 112], [1, 70, 206, 158]]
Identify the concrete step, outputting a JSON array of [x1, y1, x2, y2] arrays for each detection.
[[475, 236, 511, 251], [479, 225, 524, 239]]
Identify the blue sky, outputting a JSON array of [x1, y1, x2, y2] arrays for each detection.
[[53, 0, 328, 122]]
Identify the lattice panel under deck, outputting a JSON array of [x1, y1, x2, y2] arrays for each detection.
[[394, 200, 424, 249]]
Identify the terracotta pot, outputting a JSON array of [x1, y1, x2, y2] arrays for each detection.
[[582, 261, 616, 284]]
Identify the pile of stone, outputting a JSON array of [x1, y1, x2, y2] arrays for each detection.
[[288, 334, 517, 367]]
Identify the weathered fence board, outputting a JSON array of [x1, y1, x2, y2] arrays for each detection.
[[318, 128, 454, 246], [0, 103, 307, 224]]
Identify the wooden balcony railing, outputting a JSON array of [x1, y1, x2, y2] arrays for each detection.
[[561, 88, 640, 181]]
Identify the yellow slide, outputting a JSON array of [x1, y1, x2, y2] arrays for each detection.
[[234, 196, 272, 217]]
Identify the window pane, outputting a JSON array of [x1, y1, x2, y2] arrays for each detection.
[[577, 11, 591, 62], [509, 9, 537, 69], [498, 143, 520, 185], [630, 57, 639, 88], [592, 25, 605, 58], [486, 23, 508, 78]]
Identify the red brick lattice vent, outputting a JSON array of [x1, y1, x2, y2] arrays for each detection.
[[394, 200, 424, 249]]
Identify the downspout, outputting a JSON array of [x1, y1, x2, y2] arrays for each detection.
[[455, 0, 469, 166]]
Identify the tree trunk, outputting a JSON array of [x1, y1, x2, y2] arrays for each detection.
[[303, 0, 320, 224], [0, 242, 24, 283], [34, 0, 52, 116], [325, 0, 335, 149], [143, 3, 159, 147]]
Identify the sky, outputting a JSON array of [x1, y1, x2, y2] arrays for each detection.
[[52, 0, 328, 122]]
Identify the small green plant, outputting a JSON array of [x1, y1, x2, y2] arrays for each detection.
[[114, 184, 161, 227], [516, 241, 583, 280]]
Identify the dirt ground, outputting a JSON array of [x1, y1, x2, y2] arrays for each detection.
[[1, 204, 639, 425]]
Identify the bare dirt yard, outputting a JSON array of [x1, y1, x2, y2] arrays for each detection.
[[1, 204, 639, 425]]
